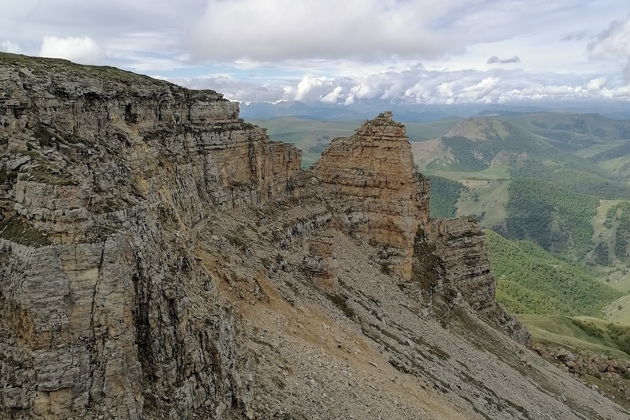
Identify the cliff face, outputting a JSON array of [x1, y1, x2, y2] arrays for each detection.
[[311, 112, 429, 278], [1, 53, 627, 420], [414, 217, 530, 343], [0, 54, 299, 419]]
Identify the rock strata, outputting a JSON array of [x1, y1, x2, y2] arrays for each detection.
[[312, 111, 430, 278], [413, 216, 530, 343], [0, 53, 298, 419]]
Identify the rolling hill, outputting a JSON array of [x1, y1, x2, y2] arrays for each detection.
[[418, 113, 630, 269]]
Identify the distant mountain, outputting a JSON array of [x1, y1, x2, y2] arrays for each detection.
[[241, 100, 630, 122], [417, 112, 630, 272], [242, 100, 462, 122]]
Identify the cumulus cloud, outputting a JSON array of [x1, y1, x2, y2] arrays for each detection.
[[188, 0, 463, 61], [321, 86, 344, 104], [172, 64, 630, 105], [0, 40, 21, 53], [487, 55, 521, 64], [586, 77, 607, 91], [39, 36, 105, 64]]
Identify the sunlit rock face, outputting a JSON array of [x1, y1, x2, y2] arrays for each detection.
[[312, 111, 430, 279]]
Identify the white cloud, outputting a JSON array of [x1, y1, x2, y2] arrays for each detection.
[[1, 0, 629, 105], [189, 0, 463, 61], [169, 73, 288, 104], [172, 64, 630, 105], [0, 40, 21, 53], [321, 86, 344, 104], [39, 35, 105, 64], [589, 15, 630, 60], [586, 77, 607, 91], [294, 76, 336, 101], [459, 77, 500, 102]]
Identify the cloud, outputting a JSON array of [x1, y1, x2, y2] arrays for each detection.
[[39, 35, 105, 64], [321, 86, 344, 104], [589, 14, 630, 81], [561, 30, 588, 41], [1, 0, 630, 105], [294, 76, 340, 101], [169, 74, 289, 104], [0, 40, 21, 53], [589, 14, 630, 59], [170, 64, 630, 105], [487, 55, 521, 64], [586, 77, 607, 91], [188, 0, 463, 61]]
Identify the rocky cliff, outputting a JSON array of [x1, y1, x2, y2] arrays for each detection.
[[1, 53, 628, 420], [311, 112, 429, 279]]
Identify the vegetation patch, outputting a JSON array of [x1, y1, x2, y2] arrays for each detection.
[[0, 216, 51, 247], [427, 175, 466, 218], [501, 177, 598, 258], [27, 165, 77, 186], [487, 230, 621, 316], [0, 166, 17, 184], [33, 125, 56, 147], [521, 314, 630, 359], [603, 202, 630, 262], [440, 136, 495, 171]]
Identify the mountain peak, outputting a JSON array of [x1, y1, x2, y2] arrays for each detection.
[[355, 110, 406, 140]]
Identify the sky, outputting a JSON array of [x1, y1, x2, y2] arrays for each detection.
[[2, 0, 630, 106]]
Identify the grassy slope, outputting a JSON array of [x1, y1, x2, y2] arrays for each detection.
[[486, 230, 621, 317], [431, 114, 630, 360], [456, 180, 509, 228], [519, 314, 630, 359], [487, 230, 629, 358], [600, 155, 630, 178]]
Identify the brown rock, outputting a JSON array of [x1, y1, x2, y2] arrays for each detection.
[[311, 111, 429, 279]]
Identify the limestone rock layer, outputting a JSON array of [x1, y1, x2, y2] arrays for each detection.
[[312, 111, 429, 278]]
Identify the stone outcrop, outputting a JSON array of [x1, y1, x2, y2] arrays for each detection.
[[411, 217, 530, 343], [425, 217, 497, 311], [533, 343, 630, 408], [0, 53, 300, 419], [312, 112, 430, 278], [1, 53, 627, 420]]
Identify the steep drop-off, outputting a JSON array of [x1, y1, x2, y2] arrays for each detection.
[[0, 53, 627, 419]]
